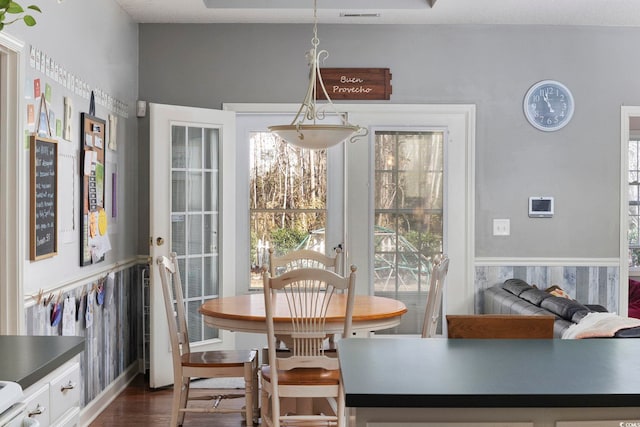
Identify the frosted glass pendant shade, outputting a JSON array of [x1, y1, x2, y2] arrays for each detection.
[[269, 124, 360, 150]]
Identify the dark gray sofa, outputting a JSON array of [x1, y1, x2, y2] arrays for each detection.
[[484, 279, 640, 338]]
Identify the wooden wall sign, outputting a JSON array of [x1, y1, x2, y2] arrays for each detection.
[[316, 68, 392, 100], [30, 135, 58, 260]]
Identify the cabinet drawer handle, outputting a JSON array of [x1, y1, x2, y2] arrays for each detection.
[[28, 404, 46, 417], [61, 380, 76, 391]]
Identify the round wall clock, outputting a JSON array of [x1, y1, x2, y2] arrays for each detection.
[[523, 80, 574, 131]]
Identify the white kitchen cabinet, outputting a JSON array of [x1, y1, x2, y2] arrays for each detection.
[[23, 360, 80, 427], [23, 383, 49, 427]]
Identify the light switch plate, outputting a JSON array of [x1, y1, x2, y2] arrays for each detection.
[[493, 219, 510, 236]]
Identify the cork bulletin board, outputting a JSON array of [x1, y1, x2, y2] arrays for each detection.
[[80, 112, 107, 266]]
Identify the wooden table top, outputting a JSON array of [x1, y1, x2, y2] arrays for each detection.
[[200, 293, 407, 334]]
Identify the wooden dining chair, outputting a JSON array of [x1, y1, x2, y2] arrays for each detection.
[[268, 246, 342, 277], [268, 246, 343, 348], [260, 265, 357, 427], [421, 255, 450, 338], [446, 314, 555, 338], [157, 253, 259, 426]]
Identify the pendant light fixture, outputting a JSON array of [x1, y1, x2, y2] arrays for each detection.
[[268, 0, 367, 150]]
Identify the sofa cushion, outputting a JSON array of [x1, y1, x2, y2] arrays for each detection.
[[614, 326, 640, 338], [571, 309, 591, 323], [541, 296, 590, 321], [519, 288, 552, 306], [502, 279, 532, 296]]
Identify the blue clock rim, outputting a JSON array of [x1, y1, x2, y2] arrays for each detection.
[[523, 79, 575, 132]]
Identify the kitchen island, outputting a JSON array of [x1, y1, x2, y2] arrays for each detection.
[[0, 335, 84, 389], [0, 335, 85, 426], [338, 338, 640, 427]]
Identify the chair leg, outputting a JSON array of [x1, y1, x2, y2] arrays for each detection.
[[338, 386, 345, 427], [244, 360, 256, 425], [260, 377, 270, 427], [169, 379, 184, 427], [252, 356, 259, 423], [177, 377, 189, 426]]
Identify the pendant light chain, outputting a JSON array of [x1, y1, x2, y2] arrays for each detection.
[[267, 0, 367, 149]]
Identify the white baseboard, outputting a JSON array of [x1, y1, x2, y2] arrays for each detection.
[[79, 362, 141, 426]]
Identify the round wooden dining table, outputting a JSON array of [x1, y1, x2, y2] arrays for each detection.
[[200, 293, 407, 335]]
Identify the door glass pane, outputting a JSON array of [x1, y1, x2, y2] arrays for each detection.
[[187, 127, 203, 169], [188, 213, 203, 255], [188, 172, 203, 211], [171, 124, 220, 343], [203, 256, 218, 296], [203, 172, 215, 211], [178, 258, 187, 298], [374, 130, 444, 335], [248, 132, 327, 288], [203, 213, 218, 254], [172, 126, 186, 168], [187, 300, 204, 342], [204, 128, 219, 170], [187, 257, 202, 300], [171, 214, 186, 256], [172, 171, 186, 212]]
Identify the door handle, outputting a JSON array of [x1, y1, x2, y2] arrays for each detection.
[[156, 237, 164, 246]]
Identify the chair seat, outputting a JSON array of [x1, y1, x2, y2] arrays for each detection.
[[182, 349, 257, 368], [260, 365, 340, 385]]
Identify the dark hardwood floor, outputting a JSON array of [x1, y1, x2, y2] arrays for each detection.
[[89, 374, 250, 426]]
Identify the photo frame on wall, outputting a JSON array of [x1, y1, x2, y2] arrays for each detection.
[[80, 112, 107, 266]]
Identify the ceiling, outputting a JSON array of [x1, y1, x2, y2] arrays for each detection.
[[114, 0, 640, 25]]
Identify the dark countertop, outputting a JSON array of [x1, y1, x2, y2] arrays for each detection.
[[337, 338, 640, 408], [0, 336, 85, 389]]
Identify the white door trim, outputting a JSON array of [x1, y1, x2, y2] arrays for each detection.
[[619, 106, 640, 316], [0, 32, 25, 334]]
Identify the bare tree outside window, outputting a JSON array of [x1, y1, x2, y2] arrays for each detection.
[[249, 132, 327, 287]]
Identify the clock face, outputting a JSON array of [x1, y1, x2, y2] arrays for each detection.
[[523, 80, 574, 131]]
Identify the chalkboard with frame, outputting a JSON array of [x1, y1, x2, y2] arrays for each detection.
[[30, 135, 58, 260]]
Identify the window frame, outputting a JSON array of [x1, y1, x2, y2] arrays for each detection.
[[231, 109, 345, 294]]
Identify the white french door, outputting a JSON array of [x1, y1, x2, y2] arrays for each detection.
[[344, 105, 475, 332], [227, 104, 475, 335], [149, 103, 236, 388]]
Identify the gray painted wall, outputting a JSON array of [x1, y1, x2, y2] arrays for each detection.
[[138, 23, 635, 258], [6, 0, 139, 295]]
